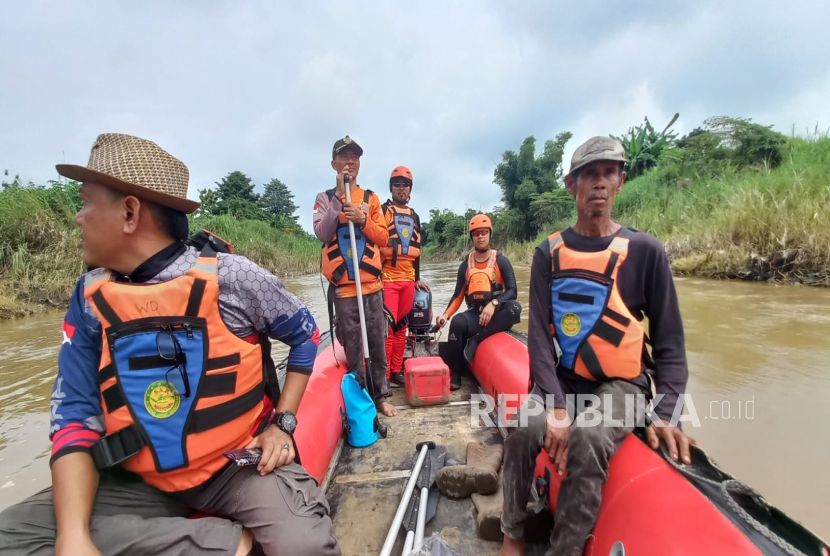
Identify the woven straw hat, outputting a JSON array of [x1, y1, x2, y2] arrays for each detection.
[[56, 133, 200, 214]]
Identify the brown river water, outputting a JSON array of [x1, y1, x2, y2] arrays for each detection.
[[1, 262, 828, 539]]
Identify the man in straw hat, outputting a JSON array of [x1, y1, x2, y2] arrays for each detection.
[[499, 136, 694, 556], [0, 133, 340, 556]]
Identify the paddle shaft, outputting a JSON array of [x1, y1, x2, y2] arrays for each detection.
[[343, 175, 375, 399], [414, 485, 428, 546], [402, 530, 415, 555], [379, 443, 430, 556]]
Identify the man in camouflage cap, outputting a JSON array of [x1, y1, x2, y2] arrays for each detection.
[[499, 136, 694, 556]]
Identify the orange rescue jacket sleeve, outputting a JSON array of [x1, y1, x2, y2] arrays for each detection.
[[361, 192, 389, 247]]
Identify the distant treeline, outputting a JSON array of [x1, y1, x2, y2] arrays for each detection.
[[421, 116, 830, 285]]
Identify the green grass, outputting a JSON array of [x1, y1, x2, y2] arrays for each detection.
[[0, 182, 321, 318], [191, 215, 321, 276], [612, 136, 830, 283], [0, 181, 85, 318], [422, 136, 830, 285]]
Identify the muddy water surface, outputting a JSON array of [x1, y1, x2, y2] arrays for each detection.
[[1, 262, 828, 539]]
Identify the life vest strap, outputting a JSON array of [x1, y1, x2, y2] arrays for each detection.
[[603, 307, 631, 327], [128, 353, 187, 371], [206, 353, 241, 370], [603, 252, 620, 278], [97, 364, 114, 385], [553, 248, 561, 273], [188, 382, 264, 434], [200, 372, 237, 398], [102, 384, 126, 413], [92, 289, 122, 326], [185, 278, 207, 317], [577, 342, 609, 381], [592, 319, 625, 347], [90, 425, 146, 470], [360, 260, 382, 278], [101, 355, 243, 411], [558, 291, 593, 304]]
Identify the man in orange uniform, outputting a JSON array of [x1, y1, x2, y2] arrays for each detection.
[[381, 165, 430, 387], [434, 214, 521, 389], [313, 136, 396, 417]]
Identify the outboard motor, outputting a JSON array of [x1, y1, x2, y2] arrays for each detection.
[[408, 289, 432, 343]]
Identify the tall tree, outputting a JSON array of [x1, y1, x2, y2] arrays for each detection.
[[212, 171, 261, 218], [216, 171, 259, 204], [259, 178, 299, 221], [493, 131, 572, 240]]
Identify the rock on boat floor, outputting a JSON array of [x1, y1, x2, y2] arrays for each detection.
[[324, 375, 549, 556]]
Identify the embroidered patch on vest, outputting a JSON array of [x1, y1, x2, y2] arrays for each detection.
[[144, 381, 181, 419], [561, 313, 581, 337]]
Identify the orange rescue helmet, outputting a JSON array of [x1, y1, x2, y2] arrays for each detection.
[[469, 213, 493, 234], [390, 166, 413, 186]]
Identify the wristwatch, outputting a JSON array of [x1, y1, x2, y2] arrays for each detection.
[[491, 298, 500, 308], [274, 411, 297, 435]]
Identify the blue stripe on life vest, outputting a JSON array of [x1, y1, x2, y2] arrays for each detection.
[[551, 277, 610, 370], [394, 213, 415, 255], [337, 226, 366, 281], [111, 329, 205, 471]]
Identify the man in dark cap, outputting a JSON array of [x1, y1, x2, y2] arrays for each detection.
[[499, 136, 694, 556], [313, 136, 396, 417]]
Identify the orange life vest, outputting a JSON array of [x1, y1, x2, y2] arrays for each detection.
[[548, 227, 645, 382], [464, 250, 503, 308], [84, 245, 268, 492], [321, 188, 384, 288], [380, 203, 421, 268]]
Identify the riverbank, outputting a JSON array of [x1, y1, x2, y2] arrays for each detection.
[[425, 136, 830, 285], [0, 182, 321, 319]]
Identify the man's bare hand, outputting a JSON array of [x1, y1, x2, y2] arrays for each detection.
[[435, 314, 448, 330], [415, 280, 430, 292], [335, 168, 351, 198], [545, 407, 571, 475], [342, 202, 366, 226], [646, 419, 696, 465], [245, 426, 295, 475]]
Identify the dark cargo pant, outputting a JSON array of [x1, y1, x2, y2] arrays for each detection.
[[501, 380, 648, 556], [446, 300, 522, 383], [0, 462, 340, 556], [333, 289, 391, 405]]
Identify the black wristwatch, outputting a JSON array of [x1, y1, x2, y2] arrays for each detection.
[[274, 411, 297, 435]]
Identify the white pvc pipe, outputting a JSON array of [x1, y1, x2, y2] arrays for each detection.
[[402, 530, 415, 556], [379, 444, 430, 556], [343, 178, 370, 361], [414, 486, 428, 547]]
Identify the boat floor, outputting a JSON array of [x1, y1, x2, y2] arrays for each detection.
[[324, 375, 551, 556]]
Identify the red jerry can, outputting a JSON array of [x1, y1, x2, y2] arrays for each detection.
[[404, 356, 451, 407]]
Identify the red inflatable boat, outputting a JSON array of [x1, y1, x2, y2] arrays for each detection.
[[288, 331, 828, 556]]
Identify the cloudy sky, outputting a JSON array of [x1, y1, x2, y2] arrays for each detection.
[[2, 1, 829, 232]]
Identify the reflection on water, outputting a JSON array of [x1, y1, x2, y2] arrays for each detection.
[[1, 264, 828, 539]]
